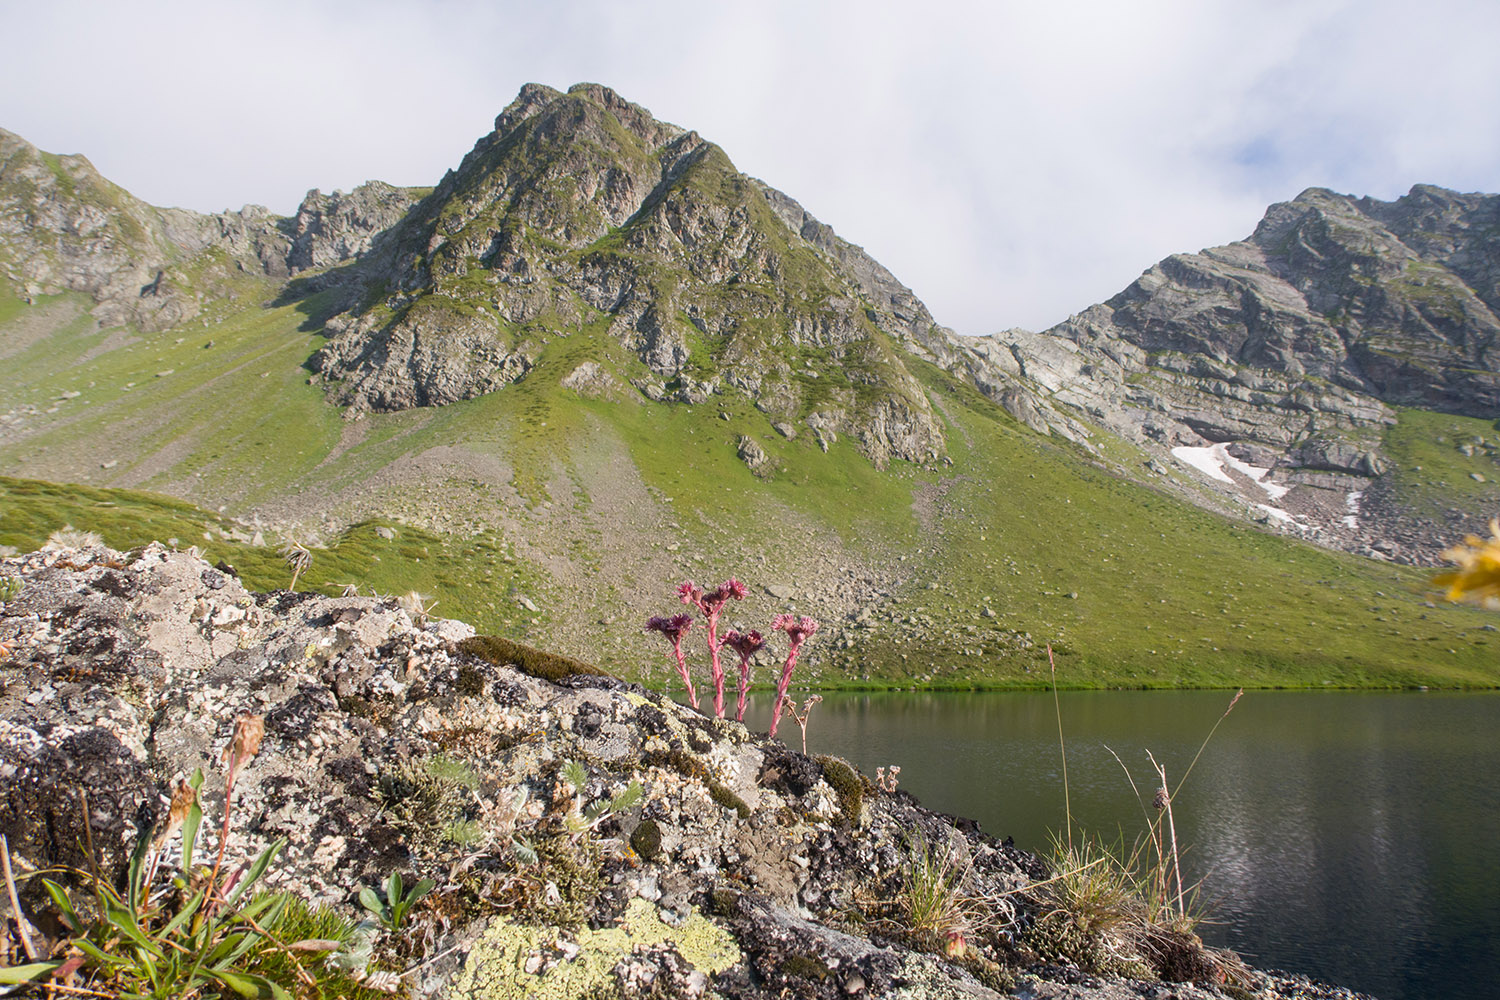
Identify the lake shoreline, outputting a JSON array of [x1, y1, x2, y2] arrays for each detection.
[[0, 542, 1390, 1000]]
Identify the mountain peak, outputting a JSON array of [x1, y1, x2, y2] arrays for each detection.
[[492, 82, 562, 133], [308, 84, 952, 468]]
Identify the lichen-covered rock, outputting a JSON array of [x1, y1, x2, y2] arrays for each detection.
[[0, 543, 1374, 1000]]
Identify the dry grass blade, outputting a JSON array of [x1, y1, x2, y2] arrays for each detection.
[[1047, 643, 1072, 852], [1174, 688, 1242, 798], [1, 834, 37, 960]]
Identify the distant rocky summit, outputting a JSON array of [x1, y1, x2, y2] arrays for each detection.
[[0, 541, 1373, 999], [978, 185, 1500, 554], [0, 127, 423, 333]]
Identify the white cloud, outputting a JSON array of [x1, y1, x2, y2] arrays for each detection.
[[2, 0, 1497, 334]]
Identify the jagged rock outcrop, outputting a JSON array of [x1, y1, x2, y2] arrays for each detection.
[[0, 543, 1373, 1000], [287, 182, 425, 272], [0, 127, 220, 331], [0, 128, 422, 331]]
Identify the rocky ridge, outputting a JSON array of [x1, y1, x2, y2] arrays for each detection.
[[5, 88, 1500, 565], [0, 127, 422, 332], [0, 541, 1373, 999], [980, 185, 1500, 558]]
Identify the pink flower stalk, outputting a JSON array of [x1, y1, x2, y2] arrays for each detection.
[[722, 628, 766, 722], [679, 578, 746, 717], [768, 614, 818, 738], [646, 614, 698, 709]]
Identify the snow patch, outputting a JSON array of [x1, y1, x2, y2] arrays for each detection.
[[1171, 445, 1234, 484], [1171, 443, 1289, 498], [1260, 479, 1291, 500], [1257, 504, 1296, 523], [1343, 490, 1363, 529]]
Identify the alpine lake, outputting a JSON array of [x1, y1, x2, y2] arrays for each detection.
[[732, 689, 1500, 1000]]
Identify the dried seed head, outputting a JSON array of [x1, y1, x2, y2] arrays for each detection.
[[225, 714, 265, 777], [166, 777, 197, 835], [1153, 786, 1169, 811]]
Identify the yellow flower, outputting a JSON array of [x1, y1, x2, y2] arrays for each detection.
[[1434, 519, 1500, 607]]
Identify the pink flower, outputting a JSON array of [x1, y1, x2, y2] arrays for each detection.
[[679, 579, 747, 718], [646, 613, 694, 640], [772, 614, 819, 644], [646, 613, 698, 709], [722, 629, 765, 658], [723, 628, 766, 722], [768, 615, 818, 738]]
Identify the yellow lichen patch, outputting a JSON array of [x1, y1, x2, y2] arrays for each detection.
[[449, 898, 740, 999]]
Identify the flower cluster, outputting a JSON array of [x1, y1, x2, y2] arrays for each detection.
[[645, 579, 818, 739], [768, 615, 819, 737], [722, 629, 766, 722], [675, 578, 747, 717]]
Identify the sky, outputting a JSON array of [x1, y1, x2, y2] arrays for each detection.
[[3, 0, 1499, 335]]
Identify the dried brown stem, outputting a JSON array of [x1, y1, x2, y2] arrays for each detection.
[[1047, 644, 1072, 852], [1147, 751, 1184, 920], [1, 833, 37, 960]]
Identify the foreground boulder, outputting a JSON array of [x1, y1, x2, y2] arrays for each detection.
[[0, 542, 1370, 999]]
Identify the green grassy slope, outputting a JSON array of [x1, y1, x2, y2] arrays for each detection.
[[1, 286, 1495, 690], [1382, 407, 1500, 516]]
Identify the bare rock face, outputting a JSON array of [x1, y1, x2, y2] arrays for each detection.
[[0, 128, 422, 332], [0, 543, 1374, 1000], [0, 128, 217, 331], [287, 182, 424, 273]]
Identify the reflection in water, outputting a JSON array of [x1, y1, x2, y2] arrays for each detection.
[[735, 690, 1500, 1000]]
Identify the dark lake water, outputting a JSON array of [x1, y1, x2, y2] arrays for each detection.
[[736, 690, 1500, 1000]]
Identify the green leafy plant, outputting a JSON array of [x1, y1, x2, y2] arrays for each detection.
[[0, 714, 381, 999], [378, 754, 483, 855], [359, 871, 435, 932], [558, 760, 643, 840]]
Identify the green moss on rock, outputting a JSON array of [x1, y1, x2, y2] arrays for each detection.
[[459, 634, 613, 684], [816, 755, 868, 827], [629, 819, 662, 861], [643, 745, 711, 783], [780, 953, 832, 981], [708, 779, 751, 819]]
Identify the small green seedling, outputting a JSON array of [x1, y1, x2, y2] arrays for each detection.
[[359, 871, 435, 931], [559, 760, 643, 839]]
